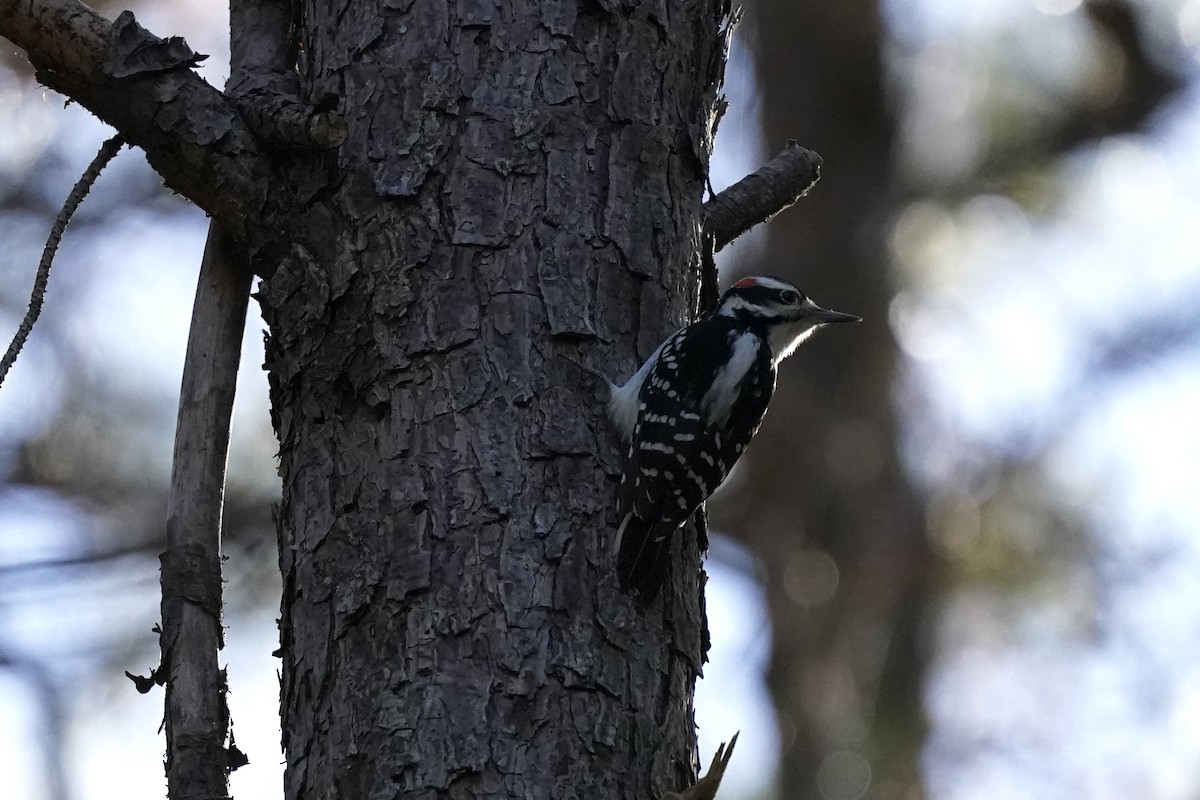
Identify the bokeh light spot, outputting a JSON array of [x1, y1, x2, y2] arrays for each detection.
[[783, 549, 840, 608], [817, 750, 873, 800]]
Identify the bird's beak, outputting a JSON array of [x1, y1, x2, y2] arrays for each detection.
[[811, 306, 862, 324]]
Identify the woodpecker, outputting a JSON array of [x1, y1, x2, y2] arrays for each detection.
[[608, 275, 860, 601]]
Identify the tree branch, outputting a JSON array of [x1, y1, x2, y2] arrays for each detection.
[[159, 225, 252, 800], [0, 134, 124, 389], [227, 0, 346, 150], [703, 142, 822, 251], [0, 0, 273, 238], [152, 3, 291, 796]]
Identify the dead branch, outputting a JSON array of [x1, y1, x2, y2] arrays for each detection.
[[159, 225, 252, 800], [0, 1, 272, 237], [703, 142, 822, 251], [0, 133, 124, 389]]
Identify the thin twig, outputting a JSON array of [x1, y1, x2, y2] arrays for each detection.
[[0, 133, 125, 389]]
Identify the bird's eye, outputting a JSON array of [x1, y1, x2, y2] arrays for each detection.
[[780, 289, 801, 304]]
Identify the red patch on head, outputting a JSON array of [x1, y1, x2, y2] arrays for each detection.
[[732, 277, 762, 289]]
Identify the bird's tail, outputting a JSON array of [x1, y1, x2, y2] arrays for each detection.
[[615, 513, 678, 602]]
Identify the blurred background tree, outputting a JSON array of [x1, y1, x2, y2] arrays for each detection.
[[3, 1, 1200, 799]]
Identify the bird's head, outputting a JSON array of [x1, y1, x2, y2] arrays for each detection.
[[716, 275, 861, 363]]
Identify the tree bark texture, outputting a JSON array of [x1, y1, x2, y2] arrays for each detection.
[[711, 0, 932, 797], [255, 2, 733, 798]]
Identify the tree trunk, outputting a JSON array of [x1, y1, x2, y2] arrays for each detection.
[[256, 2, 731, 797], [710, 0, 931, 796]]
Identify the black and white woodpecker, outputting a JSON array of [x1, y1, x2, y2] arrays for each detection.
[[607, 275, 860, 601]]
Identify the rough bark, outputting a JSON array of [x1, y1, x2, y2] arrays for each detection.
[[712, 0, 932, 797], [255, 2, 733, 798]]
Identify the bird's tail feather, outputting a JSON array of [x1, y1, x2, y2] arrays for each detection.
[[616, 515, 676, 602]]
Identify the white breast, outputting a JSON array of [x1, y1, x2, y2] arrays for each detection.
[[769, 320, 819, 365], [701, 331, 760, 427]]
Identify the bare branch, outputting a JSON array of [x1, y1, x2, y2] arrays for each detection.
[[703, 142, 822, 251], [0, 1, 273, 236], [230, 75, 347, 151], [227, 0, 345, 150], [159, 225, 252, 800], [152, 6, 290, 793], [0, 134, 124, 390]]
